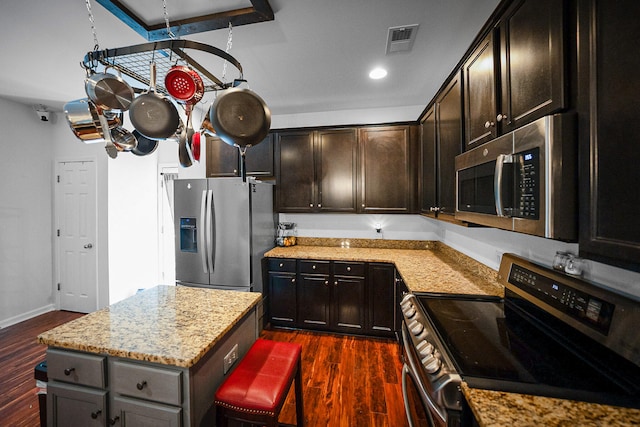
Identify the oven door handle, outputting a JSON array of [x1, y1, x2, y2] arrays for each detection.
[[402, 364, 436, 427], [402, 325, 447, 426]]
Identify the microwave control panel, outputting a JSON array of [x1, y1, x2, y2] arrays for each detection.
[[515, 148, 540, 219]]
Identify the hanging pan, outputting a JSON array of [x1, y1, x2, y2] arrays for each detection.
[[85, 66, 134, 112], [209, 83, 271, 149], [131, 130, 159, 156], [129, 62, 180, 139]]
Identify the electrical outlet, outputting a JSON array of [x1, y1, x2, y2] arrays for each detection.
[[223, 344, 239, 374]]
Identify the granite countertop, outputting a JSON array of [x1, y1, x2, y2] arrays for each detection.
[[265, 238, 504, 297], [462, 383, 640, 427], [38, 285, 261, 368]]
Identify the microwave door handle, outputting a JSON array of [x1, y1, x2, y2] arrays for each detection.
[[494, 154, 507, 217], [199, 190, 209, 273]]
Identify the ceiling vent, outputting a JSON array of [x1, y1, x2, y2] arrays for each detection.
[[386, 24, 419, 54]]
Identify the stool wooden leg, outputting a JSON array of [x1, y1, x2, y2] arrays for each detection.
[[294, 357, 304, 427]]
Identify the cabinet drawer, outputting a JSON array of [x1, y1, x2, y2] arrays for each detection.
[[110, 360, 183, 406], [299, 260, 331, 275], [47, 349, 106, 389], [333, 261, 365, 277], [268, 258, 296, 272]]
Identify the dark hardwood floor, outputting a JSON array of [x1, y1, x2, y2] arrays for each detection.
[[0, 310, 84, 427], [0, 311, 408, 427]]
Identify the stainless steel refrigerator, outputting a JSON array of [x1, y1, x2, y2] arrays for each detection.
[[173, 177, 275, 292]]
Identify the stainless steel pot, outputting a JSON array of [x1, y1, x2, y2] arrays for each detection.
[[64, 98, 120, 142]]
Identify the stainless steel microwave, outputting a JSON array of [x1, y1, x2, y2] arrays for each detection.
[[455, 114, 577, 241]]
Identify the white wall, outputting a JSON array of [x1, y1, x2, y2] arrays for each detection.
[[0, 98, 56, 326], [283, 213, 640, 301]]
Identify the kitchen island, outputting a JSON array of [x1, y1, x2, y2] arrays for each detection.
[[38, 285, 261, 426]]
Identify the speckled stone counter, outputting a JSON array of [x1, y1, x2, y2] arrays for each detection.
[[265, 239, 504, 297], [38, 285, 261, 368], [462, 382, 640, 427]]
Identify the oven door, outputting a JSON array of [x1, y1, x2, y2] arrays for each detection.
[[401, 323, 445, 427]]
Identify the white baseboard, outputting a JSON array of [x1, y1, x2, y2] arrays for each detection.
[[0, 304, 55, 329]]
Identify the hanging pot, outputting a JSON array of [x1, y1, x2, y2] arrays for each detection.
[[64, 98, 120, 142], [129, 62, 180, 139], [164, 65, 204, 106], [209, 85, 271, 148], [131, 130, 159, 156], [85, 66, 134, 112], [110, 127, 138, 152]]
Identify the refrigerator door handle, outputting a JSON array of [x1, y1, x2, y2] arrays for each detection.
[[200, 190, 209, 273], [206, 189, 215, 274]]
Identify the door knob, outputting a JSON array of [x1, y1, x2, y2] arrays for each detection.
[[84, 243, 93, 249]]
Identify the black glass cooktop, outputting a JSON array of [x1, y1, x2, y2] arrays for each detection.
[[418, 294, 640, 408]]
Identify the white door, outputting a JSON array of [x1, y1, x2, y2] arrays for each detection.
[[56, 160, 98, 313], [158, 166, 178, 285]]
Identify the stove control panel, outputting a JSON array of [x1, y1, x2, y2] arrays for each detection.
[[508, 264, 614, 335], [400, 294, 445, 375]]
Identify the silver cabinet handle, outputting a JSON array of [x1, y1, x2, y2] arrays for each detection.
[[83, 243, 93, 249], [312, 265, 316, 270], [484, 120, 495, 129], [346, 266, 351, 272], [496, 113, 507, 122], [309, 203, 313, 208]]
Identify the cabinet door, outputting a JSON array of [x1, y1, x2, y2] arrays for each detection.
[[464, 32, 497, 148], [245, 134, 274, 177], [299, 274, 331, 329], [578, 0, 640, 270], [499, 0, 566, 132], [268, 272, 297, 326], [110, 395, 182, 427], [420, 105, 437, 216], [316, 128, 358, 212], [436, 72, 463, 217], [332, 276, 366, 333], [359, 126, 417, 213], [206, 136, 239, 177], [367, 263, 396, 337], [276, 131, 316, 212], [47, 382, 107, 427]]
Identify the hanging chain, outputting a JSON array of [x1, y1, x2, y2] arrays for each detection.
[[85, 0, 100, 50], [221, 22, 233, 84], [163, 0, 176, 39]]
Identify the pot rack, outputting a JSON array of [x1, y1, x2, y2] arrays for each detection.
[[82, 39, 244, 94]]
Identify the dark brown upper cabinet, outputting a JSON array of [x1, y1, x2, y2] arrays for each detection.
[[358, 125, 418, 214], [206, 134, 274, 178], [463, 0, 567, 149], [464, 32, 498, 148], [577, 0, 640, 271], [276, 128, 357, 213], [420, 105, 437, 217], [498, 0, 567, 133], [275, 131, 316, 212], [421, 72, 463, 218]]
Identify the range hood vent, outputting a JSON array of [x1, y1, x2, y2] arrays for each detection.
[[386, 24, 419, 54]]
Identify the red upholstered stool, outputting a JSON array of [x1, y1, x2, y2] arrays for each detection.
[[214, 338, 304, 427]]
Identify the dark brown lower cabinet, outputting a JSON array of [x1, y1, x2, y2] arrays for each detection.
[[266, 258, 297, 328], [266, 258, 395, 337], [367, 263, 396, 337], [298, 260, 331, 329]]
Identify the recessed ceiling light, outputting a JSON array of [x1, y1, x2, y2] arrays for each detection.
[[369, 67, 388, 80]]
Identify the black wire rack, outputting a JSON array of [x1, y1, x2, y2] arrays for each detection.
[[83, 39, 243, 94]]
